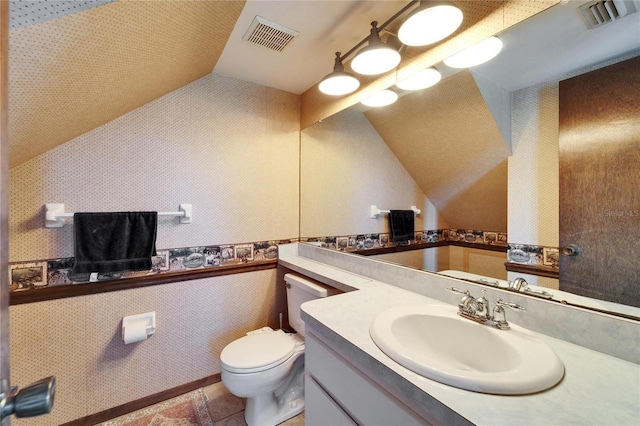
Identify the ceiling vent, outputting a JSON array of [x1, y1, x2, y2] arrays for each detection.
[[242, 16, 300, 52], [578, 0, 637, 29]]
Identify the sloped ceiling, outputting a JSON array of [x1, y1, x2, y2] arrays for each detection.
[[8, 0, 245, 168], [364, 70, 509, 232], [7, 0, 564, 169]]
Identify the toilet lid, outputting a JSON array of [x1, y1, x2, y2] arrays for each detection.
[[221, 330, 295, 373]]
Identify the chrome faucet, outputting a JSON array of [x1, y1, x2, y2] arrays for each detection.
[[448, 287, 525, 330], [474, 289, 491, 319]]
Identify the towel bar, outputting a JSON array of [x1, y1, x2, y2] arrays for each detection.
[[44, 203, 192, 228], [370, 205, 421, 219]]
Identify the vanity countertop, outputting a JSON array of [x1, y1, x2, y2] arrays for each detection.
[[280, 245, 640, 426]]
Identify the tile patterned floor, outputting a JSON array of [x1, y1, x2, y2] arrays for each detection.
[[199, 381, 304, 426], [106, 380, 304, 425]]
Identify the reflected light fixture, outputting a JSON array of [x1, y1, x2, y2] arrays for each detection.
[[361, 89, 399, 107], [318, 52, 361, 95], [443, 36, 503, 68], [351, 21, 402, 76], [396, 67, 442, 91], [398, 1, 463, 46]]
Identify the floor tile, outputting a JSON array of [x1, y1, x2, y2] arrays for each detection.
[[202, 381, 246, 421], [216, 410, 247, 426]]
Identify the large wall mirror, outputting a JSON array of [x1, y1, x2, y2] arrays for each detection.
[[300, 2, 640, 319]]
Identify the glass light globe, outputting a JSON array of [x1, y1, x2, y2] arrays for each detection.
[[396, 68, 442, 91], [399, 3, 463, 46], [319, 72, 360, 96], [444, 36, 504, 68], [351, 44, 401, 76], [361, 89, 399, 107]]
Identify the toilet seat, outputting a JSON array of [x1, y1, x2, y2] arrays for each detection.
[[221, 330, 296, 374]]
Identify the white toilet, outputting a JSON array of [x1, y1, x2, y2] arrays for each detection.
[[220, 273, 339, 426]]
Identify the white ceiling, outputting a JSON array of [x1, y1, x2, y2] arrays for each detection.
[[214, 0, 640, 95], [213, 0, 407, 95], [473, 0, 640, 91]]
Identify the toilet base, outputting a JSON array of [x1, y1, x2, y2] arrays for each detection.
[[245, 395, 304, 426], [243, 354, 305, 426]]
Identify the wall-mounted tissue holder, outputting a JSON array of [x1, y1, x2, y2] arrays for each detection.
[[44, 203, 193, 228], [122, 312, 156, 344]]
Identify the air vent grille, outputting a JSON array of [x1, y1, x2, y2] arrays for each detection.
[[579, 0, 637, 29], [242, 16, 299, 52]]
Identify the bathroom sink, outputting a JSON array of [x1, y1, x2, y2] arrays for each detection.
[[369, 304, 564, 394]]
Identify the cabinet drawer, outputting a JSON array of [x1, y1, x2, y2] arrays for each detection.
[[306, 333, 429, 425]]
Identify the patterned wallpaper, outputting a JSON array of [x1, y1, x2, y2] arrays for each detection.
[[9, 73, 300, 425], [9, 73, 299, 261]]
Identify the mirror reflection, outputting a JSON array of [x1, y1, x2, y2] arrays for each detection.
[[300, 2, 640, 319]]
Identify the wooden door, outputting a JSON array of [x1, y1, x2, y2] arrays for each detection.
[[559, 55, 640, 308]]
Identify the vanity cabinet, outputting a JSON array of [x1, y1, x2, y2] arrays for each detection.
[[305, 332, 433, 426]]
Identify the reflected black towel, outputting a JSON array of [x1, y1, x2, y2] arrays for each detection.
[[71, 212, 158, 274], [389, 210, 415, 245]]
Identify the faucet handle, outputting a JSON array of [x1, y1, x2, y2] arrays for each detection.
[[492, 299, 525, 330], [448, 288, 478, 315], [447, 287, 470, 295], [495, 299, 526, 311]]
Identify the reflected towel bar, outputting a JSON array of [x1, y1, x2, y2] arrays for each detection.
[[44, 203, 193, 228], [370, 205, 421, 219]]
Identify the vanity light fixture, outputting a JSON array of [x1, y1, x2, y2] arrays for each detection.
[[351, 21, 402, 76], [317, 0, 464, 98], [318, 52, 361, 95], [361, 89, 399, 107], [395, 67, 442, 91], [398, 1, 463, 46], [443, 36, 503, 68]]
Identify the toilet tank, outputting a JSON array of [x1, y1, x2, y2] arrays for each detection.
[[285, 273, 340, 336]]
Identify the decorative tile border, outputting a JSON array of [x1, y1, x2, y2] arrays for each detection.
[[507, 243, 560, 271], [13, 234, 557, 293], [301, 228, 508, 252], [9, 239, 296, 292]]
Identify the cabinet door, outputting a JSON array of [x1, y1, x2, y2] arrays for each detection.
[[305, 375, 357, 426], [306, 333, 429, 425]]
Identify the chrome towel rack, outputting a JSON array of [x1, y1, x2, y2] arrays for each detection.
[[370, 205, 421, 219], [44, 203, 192, 228]]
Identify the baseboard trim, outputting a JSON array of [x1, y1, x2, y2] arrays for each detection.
[[62, 374, 221, 426]]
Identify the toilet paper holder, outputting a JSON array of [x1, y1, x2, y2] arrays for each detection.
[[122, 312, 156, 343]]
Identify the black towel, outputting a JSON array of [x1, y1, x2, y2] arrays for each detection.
[[72, 212, 158, 274], [388, 210, 415, 245]]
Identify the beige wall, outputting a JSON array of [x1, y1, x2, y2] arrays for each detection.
[[10, 270, 284, 425], [300, 108, 445, 238], [373, 246, 506, 280], [10, 73, 299, 261], [509, 83, 559, 250], [9, 74, 299, 424], [508, 80, 560, 289], [447, 246, 507, 280], [373, 246, 507, 280], [373, 250, 426, 270]]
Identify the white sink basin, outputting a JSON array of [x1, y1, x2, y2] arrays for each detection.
[[370, 304, 564, 394]]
